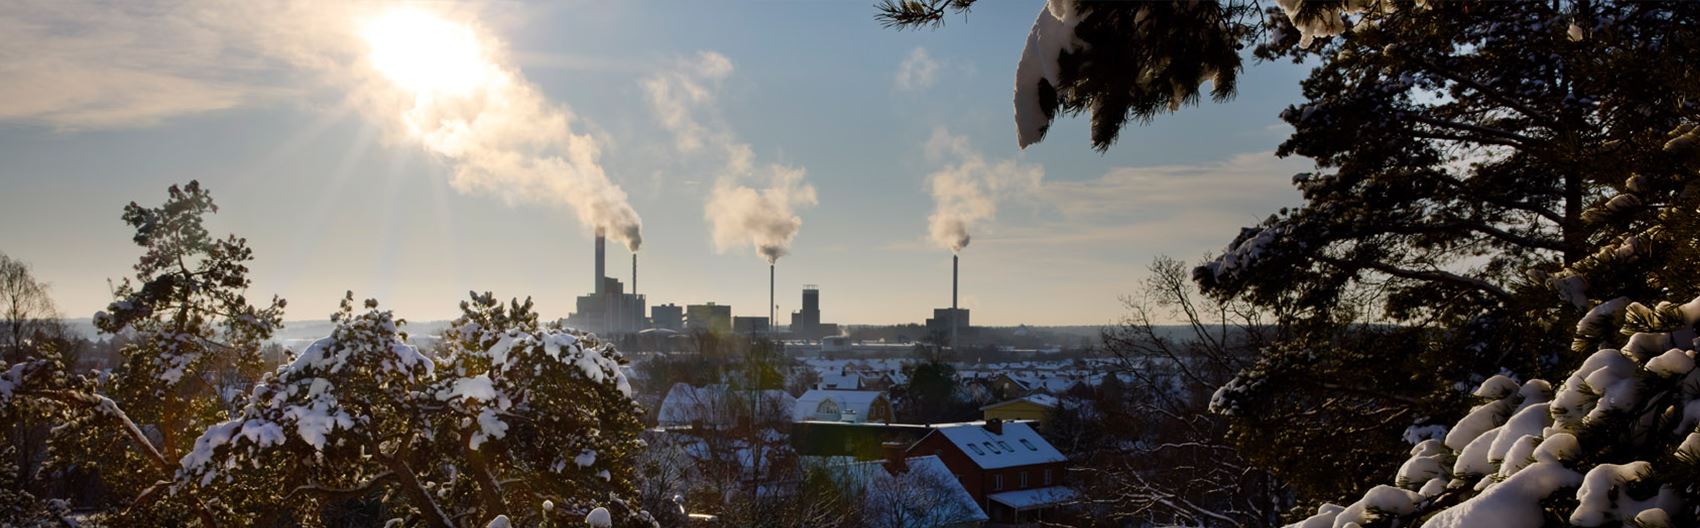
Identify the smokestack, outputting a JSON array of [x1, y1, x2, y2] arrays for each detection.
[[952, 254, 958, 311], [595, 229, 606, 295], [952, 254, 959, 351], [769, 264, 776, 331], [632, 253, 638, 297]]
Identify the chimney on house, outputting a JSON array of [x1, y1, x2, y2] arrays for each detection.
[[881, 441, 909, 474], [984, 417, 1004, 435]]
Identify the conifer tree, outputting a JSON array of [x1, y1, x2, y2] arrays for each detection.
[[177, 292, 652, 527], [41, 181, 285, 522], [880, 0, 1700, 520]]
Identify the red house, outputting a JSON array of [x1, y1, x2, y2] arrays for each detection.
[[906, 419, 1075, 523]]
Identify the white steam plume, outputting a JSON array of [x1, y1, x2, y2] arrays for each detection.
[[353, 7, 643, 250], [0, 1, 643, 249], [644, 51, 815, 263], [706, 166, 818, 264], [925, 128, 1043, 252]]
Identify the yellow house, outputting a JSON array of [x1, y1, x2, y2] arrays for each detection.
[[979, 394, 1059, 424]]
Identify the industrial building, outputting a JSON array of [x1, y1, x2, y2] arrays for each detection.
[[651, 303, 684, 331], [565, 230, 646, 335], [926, 254, 971, 345], [686, 303, 732, 334], [733, 316, 770, 334], [789, 285, 838, 340], [926, 308, 971, 340]]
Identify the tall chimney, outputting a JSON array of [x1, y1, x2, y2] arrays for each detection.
[[632, 253, 638, 297], [594, 229, 606, 295], [769, 264, 776, 331], [952, 254, 959, 351]]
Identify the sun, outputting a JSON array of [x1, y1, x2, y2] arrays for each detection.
[[362, 9, 492, 97]]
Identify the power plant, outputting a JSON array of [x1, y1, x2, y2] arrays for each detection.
[[562, 230, 965, 342], [926, 253, 970, 348], [566, 229, 646, 335]]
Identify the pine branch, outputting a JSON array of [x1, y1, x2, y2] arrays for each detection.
[[874, 0, 976, 29], [1317, 255, 1514, 302]]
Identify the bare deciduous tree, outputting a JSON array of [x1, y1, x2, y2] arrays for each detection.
[[1057, 256, 1288, 527], [0, 252, 58, 361]]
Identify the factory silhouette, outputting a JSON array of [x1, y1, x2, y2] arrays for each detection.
[[564, 230, 970, 345]]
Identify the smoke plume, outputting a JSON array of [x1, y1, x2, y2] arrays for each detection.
[[705, 166, 818, 264], [0, 1, 644, 250], [644, 51, 815, 263], [925, 128, 1043, 252], [351, 7, 643, 250]]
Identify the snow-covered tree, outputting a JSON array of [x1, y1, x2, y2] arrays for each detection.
[[35, 181, 286, 523], [176, 292, 652, 527], [424, 292, 649, 526], [1277, 295, 1700, 527], [883, 0, 1700, 522], [1203, 0, 1700, 513], [878, 0, 1256, 151]]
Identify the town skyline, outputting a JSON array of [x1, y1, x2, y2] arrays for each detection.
[[0, 1, 1309, 326]]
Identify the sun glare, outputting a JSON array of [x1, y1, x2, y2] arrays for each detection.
[[362, 9, 491, 97]]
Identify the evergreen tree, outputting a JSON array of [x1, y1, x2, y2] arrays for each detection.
[[46, 181, 285, 522], [878, 0, 1256, 151], [896, 359, 972, 424], [177, 292, 652, 527], [880, 0, 1700, 520]]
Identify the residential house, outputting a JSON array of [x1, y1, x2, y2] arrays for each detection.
[[979, 394, 1059, 425], [795, 389, 893, 424], [821, 448, 988, 528], [906, 420, 1074, 523], [817, 372, 863, 390], [657, 383, 797, 428]]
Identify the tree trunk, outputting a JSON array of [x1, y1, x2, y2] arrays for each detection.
[[379, 454, 455, 528]]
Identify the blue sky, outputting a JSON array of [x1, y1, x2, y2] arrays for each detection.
[[0, 0, 1311, 326]]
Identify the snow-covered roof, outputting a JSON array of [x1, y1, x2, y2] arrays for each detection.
[[928, 421, 1065, 470], [824, 455, 988, 528], [658, 383, 795, 427], [794, 389, 887, 423], [818, 372, 862, 390], [980, 394, 1060, 411], [988, 486, 1077, 511]]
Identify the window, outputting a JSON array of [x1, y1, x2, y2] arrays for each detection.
[[1019, 471, 1029, 487], [997, 441, 1013, 451], [985, 442, 999, 454], [1020, 439, 1037, 451], [968, 444, 984, 456], [993, 474, 1004, 490], [1044, 469, 1053, 485]]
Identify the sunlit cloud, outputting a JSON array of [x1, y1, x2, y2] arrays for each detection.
[[895, 46, 940, 92]]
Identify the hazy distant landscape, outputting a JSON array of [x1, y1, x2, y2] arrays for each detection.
[[6, 1, 1700, 527]]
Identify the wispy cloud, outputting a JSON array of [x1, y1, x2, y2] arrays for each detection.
[[898, 145, 1307, 261], [0, 1, 294, 129], [894, 46, 940, 92], [1038, 151, 1306, 222]]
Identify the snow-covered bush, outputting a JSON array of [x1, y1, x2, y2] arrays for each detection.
[[423, 292, 649, 526], [1285, 296, 1700, 527], [175, 292, 652, 527]]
